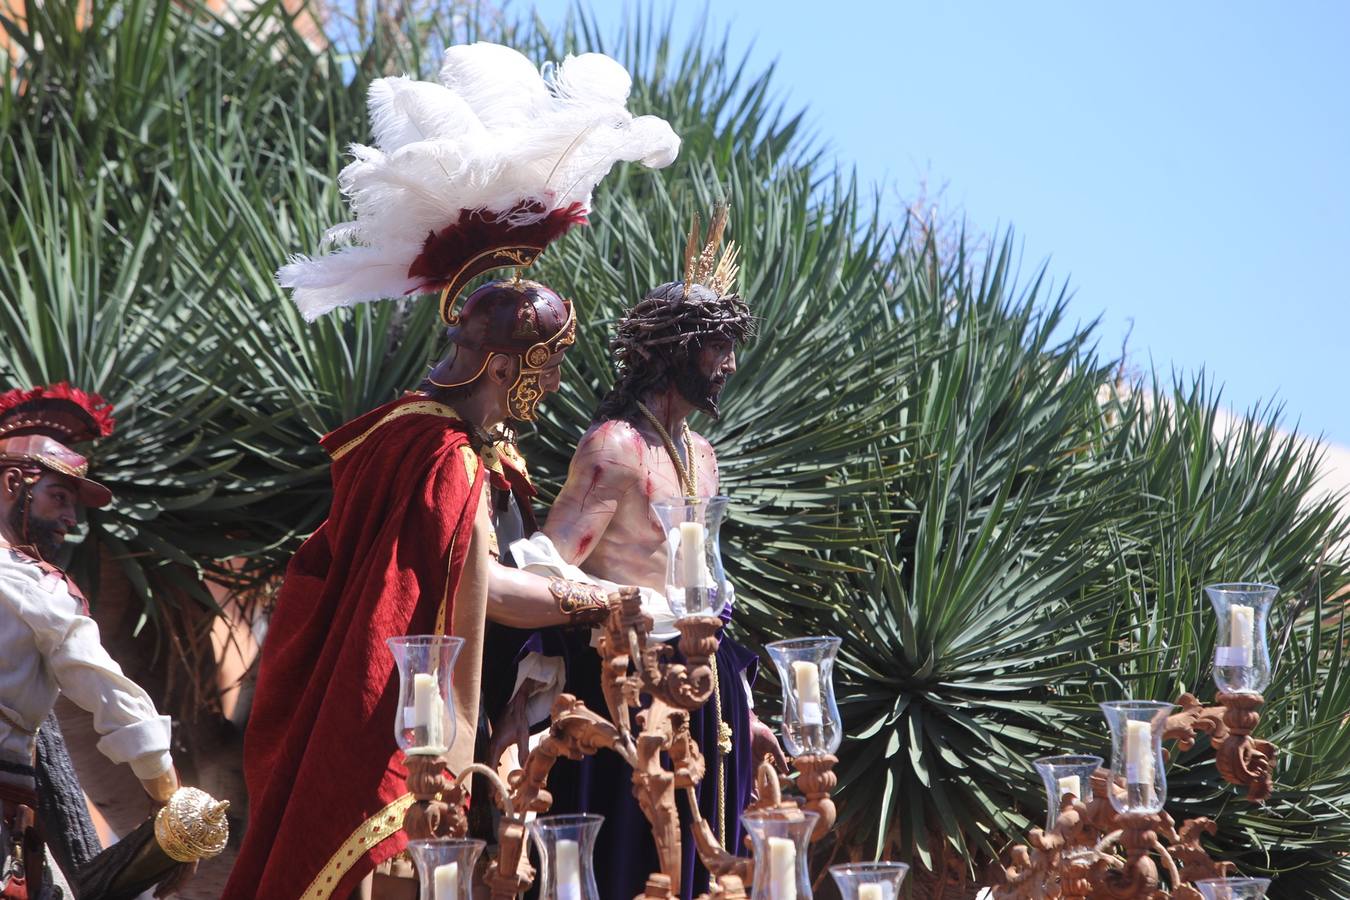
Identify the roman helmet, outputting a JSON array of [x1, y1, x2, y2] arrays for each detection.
[[428, 277, 577, 420], [276, 42, 679, 420]]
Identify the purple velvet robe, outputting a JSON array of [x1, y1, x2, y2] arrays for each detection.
[[528, 627, 758, 900]]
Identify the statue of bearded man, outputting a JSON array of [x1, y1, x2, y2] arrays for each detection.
[[502, 212, 787, 900]]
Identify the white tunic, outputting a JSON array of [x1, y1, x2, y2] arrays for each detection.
[[0, 547, 172, 780]]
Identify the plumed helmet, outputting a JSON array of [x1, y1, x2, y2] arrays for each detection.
[[277, 42, 679, 322], [0, 383, 115, 508], [272, 42, 679, 421]]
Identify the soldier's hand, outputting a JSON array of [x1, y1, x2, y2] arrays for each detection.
[[140, 765, 180, 804], [553, 578, 616, 627]]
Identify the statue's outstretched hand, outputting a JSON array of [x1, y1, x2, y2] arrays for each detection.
[[488, 678, 545, 769], [749, 712, 789, 775]]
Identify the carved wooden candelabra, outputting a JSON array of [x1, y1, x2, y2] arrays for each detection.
[[994, 581, 1283, 899], [403, 587, 838, 899], [990, 689, 1276, 899], [1166, 691, 1275, 803]]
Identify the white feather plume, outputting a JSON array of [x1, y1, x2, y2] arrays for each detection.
[[281, 42, 680, 321]]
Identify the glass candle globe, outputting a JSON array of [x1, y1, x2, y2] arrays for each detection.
[[652, 495, 730, 619], [765, 637, 843, 757], [528, 813, 603, 900], [742, 809, 820, 900], [1100, 700, 1174, 815], [1194, 877, 1272, 899], [387, 635, 464, 757], [828, 862, 910, 900], [1033, 755, 1102, 831], [407, 838, 484, 900], [1205, 583, 1278, 694]]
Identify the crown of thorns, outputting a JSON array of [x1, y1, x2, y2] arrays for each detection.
[[611, 206, 755, 371]]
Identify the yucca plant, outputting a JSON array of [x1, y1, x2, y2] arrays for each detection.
[[1, 0, 440, 591], [3, 1, 1347, 897]]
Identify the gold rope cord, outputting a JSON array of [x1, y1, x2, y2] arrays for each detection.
[[634, 401, 730, 843], [635, 402, 697, 497], [710, 653, 728, 847]]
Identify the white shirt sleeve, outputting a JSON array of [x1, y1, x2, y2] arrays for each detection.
[[505, 532, 740, 715], [23, 574, 173, 780]]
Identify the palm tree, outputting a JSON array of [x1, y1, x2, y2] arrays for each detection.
[[2, 1, 1346, 896]]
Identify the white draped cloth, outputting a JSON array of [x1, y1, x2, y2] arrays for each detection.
[[0, 547, 172, 780]]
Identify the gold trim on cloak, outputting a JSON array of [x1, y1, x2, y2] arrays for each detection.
[[435, 447, 487, 635], [327, 401, 459, 463], [300, 793, 415, 900]]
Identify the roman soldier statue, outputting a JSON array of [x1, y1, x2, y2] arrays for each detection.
[[1, 383, 227, 899], [224, 41, 679, 900]]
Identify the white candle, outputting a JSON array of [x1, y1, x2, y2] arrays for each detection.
[[792, 661, 823, 726], [1230, 604, 1254, 648], [433, 861, 459, 900], [678, 521, 706, 588], [555, 838, 582, 900], [1125, 720, 1153, 786], [767, 836, 797, 900], [1228, 603, 1254, 668], [858, 884, 885, 900], [1057, 775, 1081, 799], [413, 672, 439, 747]]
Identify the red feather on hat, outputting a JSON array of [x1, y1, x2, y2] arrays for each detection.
[[0, 382, 116, 442]]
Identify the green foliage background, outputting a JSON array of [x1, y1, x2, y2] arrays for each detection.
[[1, 0, 1347, 894]]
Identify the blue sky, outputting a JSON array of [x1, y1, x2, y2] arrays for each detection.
[[524, 0, 1349, 445]]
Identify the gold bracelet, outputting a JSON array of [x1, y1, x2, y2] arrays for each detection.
[[548, 577, 608, 620]]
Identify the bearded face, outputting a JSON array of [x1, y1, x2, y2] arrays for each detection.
[[673, 338, 737, 419], [673, 366, 720, 418], [8, 484, 69, 560], [3, 471, 80, 562]]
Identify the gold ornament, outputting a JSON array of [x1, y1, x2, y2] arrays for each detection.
[[682, 204, 740, 299], [717, 721, 733, 756], [154, 787, 231, 863]]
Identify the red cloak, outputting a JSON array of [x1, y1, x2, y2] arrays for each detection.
[[223, 396, 490, 900]]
